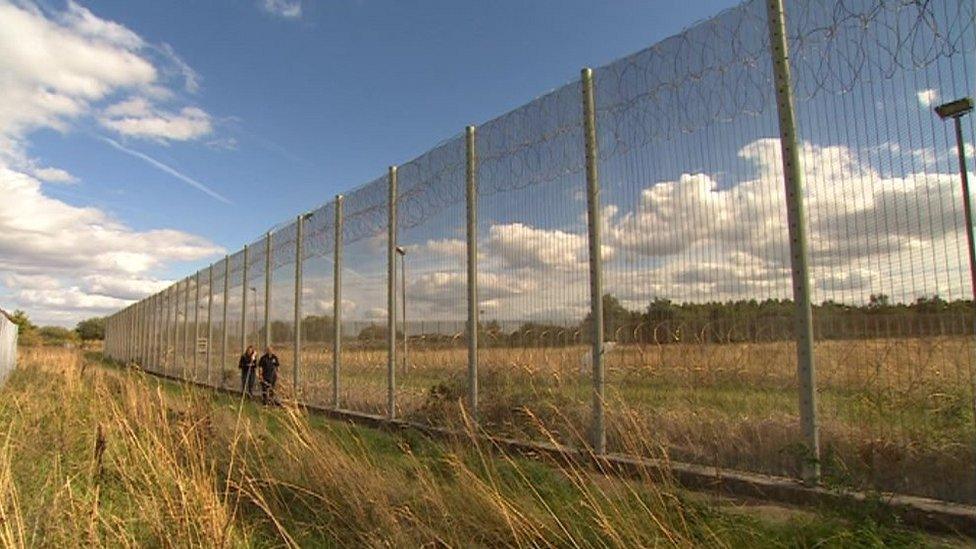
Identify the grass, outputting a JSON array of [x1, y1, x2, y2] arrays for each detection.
[[0, 346, 966, 547], [159, 334, 976, 503]]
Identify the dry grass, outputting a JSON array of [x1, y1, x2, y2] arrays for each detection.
[[0, 346, 952, 547], [156, 335, 976, 503]]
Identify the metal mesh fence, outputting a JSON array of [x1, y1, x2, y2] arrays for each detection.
[[0, 310, 17, 384], [103, 0, 976, 504]]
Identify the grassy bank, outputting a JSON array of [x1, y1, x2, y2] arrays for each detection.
[[0, 347, 964, 547]]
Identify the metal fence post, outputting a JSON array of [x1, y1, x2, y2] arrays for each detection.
[[194, 270, 201, 376], [294, 214, 304, 393], [765, 0, 821, 483], [465, 125, 479, 422], [387, 165, 398, 420], [242, 245, 250, 355], [333, 195, 343, 409], [582, 67, 606, 454], [207, 264, 214, 385], [222, 255, 230, 386], [265, 231, 272, 352]]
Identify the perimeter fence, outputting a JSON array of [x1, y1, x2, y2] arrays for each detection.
[[0, 309, 17, 384], [104, 0, 976, 505]]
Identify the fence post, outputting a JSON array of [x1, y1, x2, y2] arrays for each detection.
[[265, 231, 272, 352], [242, 245, 250, 355], [465, 125, 479, 422], [222, 255, 230, 387], [581, 67, 606, 454], [765, 0, 821, 483], [294, 214, 304, 394], [387, 165, 398, 420], [207, 264, 214, 385], [194, 270, 201, 376], [333, 195, 343, 409]]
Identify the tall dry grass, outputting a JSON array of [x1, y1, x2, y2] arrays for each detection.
[[159, 334, 975, 503], [0, 347, 955, 546], [0, 347, 736, 547]]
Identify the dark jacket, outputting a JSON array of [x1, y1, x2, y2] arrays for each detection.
[[239, 352, 256, 371], [259, 353, 279, 380]]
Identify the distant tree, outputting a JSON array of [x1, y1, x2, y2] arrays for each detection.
[[75, 317, 106, 341], [302, 314, 334, 342], [39, 326, 79, 346], [8, 310, 35, 335], [8, 310, 40, 346]]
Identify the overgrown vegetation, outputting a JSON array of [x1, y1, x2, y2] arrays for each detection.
[[5, 310, 103, 347], [0, 347, 961, 547]]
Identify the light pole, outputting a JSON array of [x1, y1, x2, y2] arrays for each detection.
[[935, 96, 975, 495], [935, 97, 975, 300], [395, 246, 407, 373]]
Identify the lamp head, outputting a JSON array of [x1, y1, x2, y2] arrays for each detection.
[[395, 246, 406, 256], [935, 97, 973, 120]]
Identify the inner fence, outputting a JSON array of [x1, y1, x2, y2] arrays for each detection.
[[0, 309, 17, 384], [103, 0, 976, 505]]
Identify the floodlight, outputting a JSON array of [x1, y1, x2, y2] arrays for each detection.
[[934, 97, 973, 120]]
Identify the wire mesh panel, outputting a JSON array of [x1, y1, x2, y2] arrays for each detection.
[[393, 135, 468, 422], [270, 221, 298, 398], [224, 250, 245, 390], [301, 201, 335, 406], [475, 80, 591, 446], [339, 176, 389, 414], [246, 237, 268, 362], [786, 0, 976, 503], [592, 0, 803, 478], [194, 268, 210, 384], [0, 310, 18, 384], [210, 259, 227, 388], [98, 0, 976, 507]]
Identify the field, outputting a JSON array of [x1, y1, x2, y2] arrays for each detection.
[[0, 346, 966, 547], [155, 334, 976, 504]]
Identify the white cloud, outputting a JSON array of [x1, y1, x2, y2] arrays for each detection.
[[99, 97, 212, 141], [0, 166, 223, 325], [0, 1, 156, 144], [487, 223, 613, 271], [396, 137, 971, 322], [917, 88, 939, 108], [260, 0, 302, 19], [30, 166, 77, 184]]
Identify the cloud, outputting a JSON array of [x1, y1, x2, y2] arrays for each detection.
[[99, 97, 212, 141], [487, 223, 613, 271], [0, 166, 223, 324], [260, 0, 302, 19], [394, 137, 971, 321], [30, 166, 77, 184], [0, 1, 155, 143], [917, 88, 939, 108]]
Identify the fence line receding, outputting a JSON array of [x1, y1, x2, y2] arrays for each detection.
[[104, 0, 976, 506]]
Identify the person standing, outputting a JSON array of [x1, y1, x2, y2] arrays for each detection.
[[259, 346, 280, 405], [239, 345, 257, 397]]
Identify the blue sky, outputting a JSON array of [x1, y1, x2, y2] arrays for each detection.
[[3, 0, 973, 327], [40, 0, 741, 255], [0, 0, 742, 325]]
